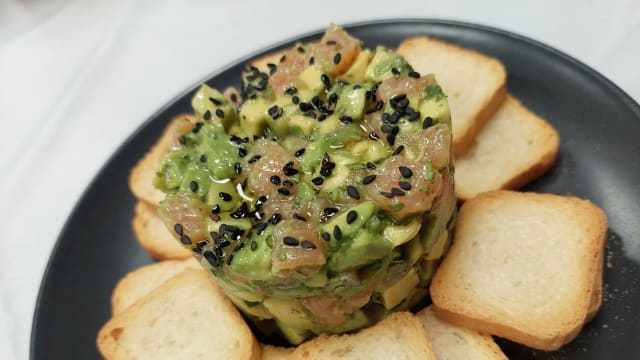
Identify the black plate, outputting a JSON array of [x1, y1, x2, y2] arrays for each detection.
[[31, 19, 640, 359]]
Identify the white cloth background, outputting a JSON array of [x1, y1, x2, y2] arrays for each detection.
[[1, 0, 639, 358]]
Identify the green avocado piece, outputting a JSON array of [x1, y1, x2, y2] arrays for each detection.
[[321, 201, 376, 241], [239, 97, 269, 139], [365, 47, 413, 81], [205, 180, 240, 211], [275, 320, 310, 345], [327, 229, 393, 273], [335, 85, 367, 121], [229, 227, 274, 281], [327, 309, 369, 334], [191, 84, 235, 129], [154, 148, 192, 191], [263, 298, 314, 330]]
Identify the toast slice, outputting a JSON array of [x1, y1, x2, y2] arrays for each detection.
[[455, 95, 560, 200], [111, 258, 201, 316], [132, 201, 192, 260], [129, 114, 196, 205], [430, 190, 607, 350], [397, 36, 506, 156], [262, 345, 293, 359], [291, 312, 436, 360], [415, 306, 507, 360], [586, 249, 604, 322], [98, 269, 261, 360]]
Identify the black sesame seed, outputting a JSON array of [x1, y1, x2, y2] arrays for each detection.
[[381, 112, 390, 123], [399, 181, 412, 191], [292, 95, 300, 104], [388, 112, 400, 124], [326, 40, 337, 45], [270, 175, 281, 185], [362, 175, 377, 185], [387, 134, 396, 146], [256, 222, 268, 235], [320, 168, 332, 177], [193, 122, 204, 134], [196, 239, 209, 248], [391, 187, 406, 196], [299, 102, 313, 112], [209, 97, 222, 105], [248, 154, 261, 163], [346, 185, 360, 200], [180, 235, 192, 245], [392, 145, 405, 156], [311, 95, 321, 108], [238, 148, 247, 157], [200, 154, 208, 163], [280, 55, 286, 63], [391, 67, 401, 75], [369, 132, 380, 140], [226, 254, 234, 265], [277, 187, 290, 196], [174, 223, 183, 235], [333, 225, 343, 240], [380, 191, 394, 198], [311, 176, 324, 186], [321, 232, 331, 241], [178, 135, 186, 145], [211, 204, 221, 213], [317, 114, 327, 121], [301, 240, 317, 250], [230, 93, 238, 102], [408, 70, 421, 78], [210, 213, 221, 222], [283, 236, 299, 246], [293, 213, 307, 222], [234, 162, 242, 175], [329, 93, 338, 105], [381, 124, 393, 134], [295, 148, 305, 157], [203, 251, 220, 267], [309, 56, 315, 65], [366, 162, 377, 170], [339, 115, 353, 124], [283, 161, 299, 176], [190, 181, 199, 192], [285, 86, 298, 96], [250, 240, 257, 251], [323, 207, 339, 216], [219, 192, 232, 201], [320, 74, 330, 87], [270, 213, 282, 225], [215, 109, 225, 118], [333, 52, 342, 64], [282, 180, 293, 187], [407, 109, 420, 121], [399, 166, 413, 178], [203, 110, 211, 120], [423, 116, 433, 129], [267, 63, 277, 75], [268, 105, 283, 120], [391, 126, 400, 135], [346, 210, 358, 224]]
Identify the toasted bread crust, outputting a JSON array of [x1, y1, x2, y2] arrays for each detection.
[[132, 201, 191, 260], [455, 96, 560, 200], [397, 36, 507, 156], [128, 114, 196, 205], [430, 191, 607, 350], [111, 258, 200, 316]]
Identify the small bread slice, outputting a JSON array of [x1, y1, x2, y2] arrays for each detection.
[[397, 36, 506, 156], [586, 249, 604, 322], [132, 201, 191, 260], [129, 114, 195, 205], [430, 190, 607, 351], [415, 306, 507, 360], [98, 269, 261, 360], [262, 344, 293, 359], [455, 95, 560, 200], [111, 258, 201, 316], [291, 312, 436, 360]]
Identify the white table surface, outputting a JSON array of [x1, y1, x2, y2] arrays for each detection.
[[1, 0, 639, 358]]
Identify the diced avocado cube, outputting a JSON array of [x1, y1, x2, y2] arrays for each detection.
[[321, 201, 376, 239], [338, 49, 372, 84], [263, 298, 315, 330], [403, 237, 424, 265], [230, 229, 274, 281], [351, 140, 389, 163], [327, 309, 369, 334], [239, 97, 269, 138], [419, 97, 451, 126], [303, 268, 328, 288], [336, 85, 367, 120], [318, 114, 341, 135], [288, 114, 316, 135], [191, 84, 235, 128], [301, 140, 329, 173], [275, 320, 310, 345], [327, 229, 392, 273], [206, 181, 240, 211], [383, 218, 422, 247], [424, 229, 450, 260], [380, 268, 419, 309], [154, 148, 191, 191], [298, 65, 325, 93], [224, 291, 273, 320], [365, 47, 413, 81]]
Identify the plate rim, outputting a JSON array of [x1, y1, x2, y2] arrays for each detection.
[[29, 17, 640, 359]]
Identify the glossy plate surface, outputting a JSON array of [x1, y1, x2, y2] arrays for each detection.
[[31, 19, 640, 359]]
